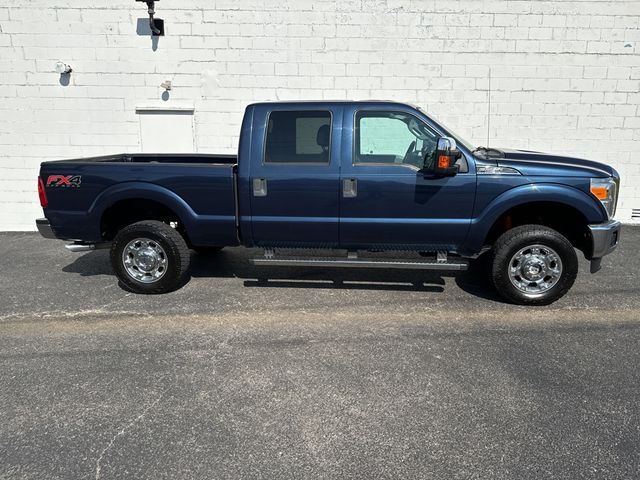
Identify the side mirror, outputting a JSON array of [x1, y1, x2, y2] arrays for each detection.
[[428, 137, 460, 177]]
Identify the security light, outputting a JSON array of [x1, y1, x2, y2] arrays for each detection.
[[55, 61, 72, 74], [136, 0, 164, 36]]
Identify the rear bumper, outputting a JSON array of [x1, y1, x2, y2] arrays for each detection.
[[588, 220, 621, 259], [36, 218, 56, 239]]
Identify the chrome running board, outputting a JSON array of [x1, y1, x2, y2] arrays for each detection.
[[252, 250, 468, 271]]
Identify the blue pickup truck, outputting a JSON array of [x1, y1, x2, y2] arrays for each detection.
[[36, 101, 621, 305]]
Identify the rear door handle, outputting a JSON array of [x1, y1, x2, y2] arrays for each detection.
[[343, 178, 357, 198], [253, 178, 267, 197]]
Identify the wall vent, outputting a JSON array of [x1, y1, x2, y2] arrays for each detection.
[[632, 209, 640, 219]]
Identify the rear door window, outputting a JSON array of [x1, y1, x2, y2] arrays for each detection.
[[265, 111, 332, 164]]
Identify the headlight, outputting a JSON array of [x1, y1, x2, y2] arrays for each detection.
[[590, 177, 618, 218]]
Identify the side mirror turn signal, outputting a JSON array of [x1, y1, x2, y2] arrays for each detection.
[[427, 137, 460, 177]]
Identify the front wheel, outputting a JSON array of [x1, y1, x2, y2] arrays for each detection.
[[491, 225, 578, 305], [110, 220, 191, 294]]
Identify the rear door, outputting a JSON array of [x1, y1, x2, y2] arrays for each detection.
[[249, 106, 342, 247], [339, 106, 476, 250]]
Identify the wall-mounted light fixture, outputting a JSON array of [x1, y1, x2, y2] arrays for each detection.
[[136, 0, 164, 36], [55, 61, 72, 74]]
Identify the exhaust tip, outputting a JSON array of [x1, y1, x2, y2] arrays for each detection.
[[65, 243, 96, 253]]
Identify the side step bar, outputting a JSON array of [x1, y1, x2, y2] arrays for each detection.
[[252, 250, 468, 271]]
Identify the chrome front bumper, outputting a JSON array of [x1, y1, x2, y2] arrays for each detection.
[[36, 218, 56, 239], [589, 220, 621, 259], [588, 220, 621, 273]]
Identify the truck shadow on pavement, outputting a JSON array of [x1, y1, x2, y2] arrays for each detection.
[[62, 249, 503, 301]]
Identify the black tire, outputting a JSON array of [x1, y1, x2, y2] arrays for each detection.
[[110, 220, 191, 294], [491, 225, 578, 306], [192, 246, 224, 255]]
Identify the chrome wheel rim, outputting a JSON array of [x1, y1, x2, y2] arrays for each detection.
[[507, 244, 563, 298], [122, 238, 168, 283]]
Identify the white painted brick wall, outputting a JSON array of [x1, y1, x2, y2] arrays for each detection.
[[0, 0, 639, 230]]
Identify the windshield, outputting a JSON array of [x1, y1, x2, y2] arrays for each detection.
[[415, 106, 475, 152]]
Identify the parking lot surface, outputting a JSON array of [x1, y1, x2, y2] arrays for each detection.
[[1, 228, 639, 479]]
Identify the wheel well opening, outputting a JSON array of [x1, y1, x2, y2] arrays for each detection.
[[100, 199, 188, 243], [485, 202, 591, 254]]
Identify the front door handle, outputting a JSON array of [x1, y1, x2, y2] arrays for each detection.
[[253, 178, 267, 197], [343, 178, 357, 198]]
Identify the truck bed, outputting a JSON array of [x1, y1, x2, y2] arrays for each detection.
[[40, 153, 239, 246], [45, 153, 237, 165]]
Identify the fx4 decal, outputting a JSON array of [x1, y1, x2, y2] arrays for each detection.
[[46, 175, 82, 188]]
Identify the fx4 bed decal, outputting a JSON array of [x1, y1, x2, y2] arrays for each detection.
[[46, 175, 82, 188]]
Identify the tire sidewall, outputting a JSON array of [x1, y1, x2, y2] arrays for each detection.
[[492, 226, 578, 305], [111, 222, 187, 294]]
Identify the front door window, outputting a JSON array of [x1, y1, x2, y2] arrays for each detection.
[[354, 111, 439, 169]]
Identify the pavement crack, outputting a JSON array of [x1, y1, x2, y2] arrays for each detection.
[[94, 391, 165, 480]]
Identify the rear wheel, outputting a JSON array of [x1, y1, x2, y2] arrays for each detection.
[[491, 225, 578, 305], [111, 220, 191, 294]]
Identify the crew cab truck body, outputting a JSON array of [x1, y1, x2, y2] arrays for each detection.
[[37, 101, 621, 305]]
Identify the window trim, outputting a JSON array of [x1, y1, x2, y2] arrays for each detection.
[[262, 109, 333, 166]]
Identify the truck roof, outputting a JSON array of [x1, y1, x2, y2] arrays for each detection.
[[246, 100, 420, 109]]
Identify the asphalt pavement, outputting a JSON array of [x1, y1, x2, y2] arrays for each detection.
[[0, 228, 639, 479]]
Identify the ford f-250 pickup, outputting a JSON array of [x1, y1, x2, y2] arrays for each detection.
[[36, 101, 621, 305]]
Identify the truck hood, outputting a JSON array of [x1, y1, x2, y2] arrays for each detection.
[[495, 148, 616, 178]]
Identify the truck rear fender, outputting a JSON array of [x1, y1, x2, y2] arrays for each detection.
[[88, 182, 198, 240], [465, 183, 607, 254]]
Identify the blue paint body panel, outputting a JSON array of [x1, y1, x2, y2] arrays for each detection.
[[39, 101, 615, 256], [338, 103, 477, 250], [245, 103, 343, 247], [41, 157, 238, 246]]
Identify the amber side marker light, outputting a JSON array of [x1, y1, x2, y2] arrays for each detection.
[[590, 186, 609, 200]]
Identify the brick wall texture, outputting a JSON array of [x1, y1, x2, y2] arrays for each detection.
[[0, 0, 638, 230]]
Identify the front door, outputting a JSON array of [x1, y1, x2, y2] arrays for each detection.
[[249, 107, 341, 247], [339, 108, 476, 251]]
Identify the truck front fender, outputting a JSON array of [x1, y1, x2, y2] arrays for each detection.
[[464, 183, 607, 253]]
